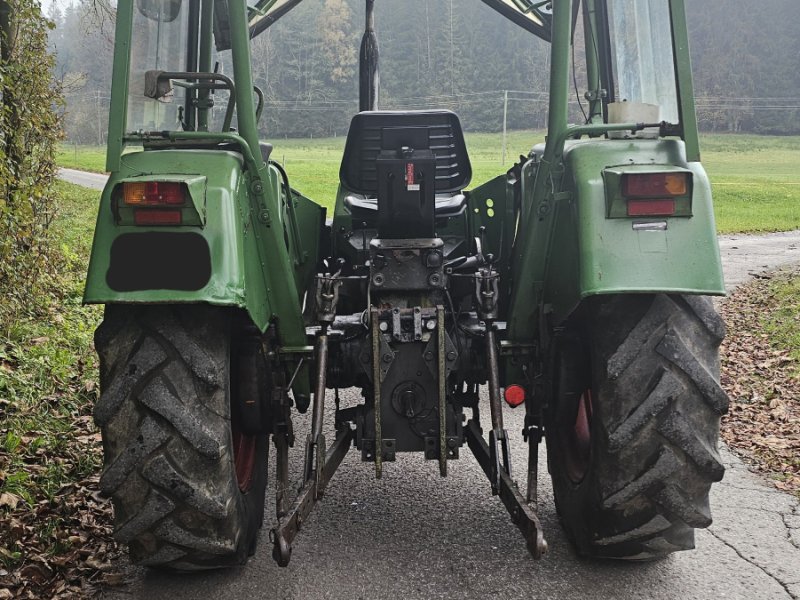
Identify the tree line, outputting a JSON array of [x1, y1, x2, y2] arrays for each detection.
[[49, 0, 800, 143]]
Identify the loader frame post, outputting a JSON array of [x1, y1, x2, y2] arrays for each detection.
[[582, 0, 603, 123], [669, 0, 701, 162], [197, 0, 215, 131], [227, 0, 309, 378], [507, 0, 574, 342], [105, 0, 134, 172]]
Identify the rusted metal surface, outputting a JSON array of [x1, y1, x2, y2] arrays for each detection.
[[437, 305, 447, 477], [303, 330, 329, 496], [465, 419, 547, 559], [271, 425, 355, 567], [371, 306, 383, 479]]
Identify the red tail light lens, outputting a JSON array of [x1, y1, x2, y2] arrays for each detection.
[[504, 384, 526, 408], [622, 173, 688, 198], [134, 209, 182, 226], [123, 182, 185, 206], [627, 199, 676, 217]]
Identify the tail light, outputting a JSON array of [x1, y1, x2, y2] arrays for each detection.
[[622, 173, 688, 198], [504, 384, 526, 408], [621, 173, 689, 217], [627, 199, 676, 217], [123, 182, 185, 206], [134, 210, 183, 226], [119, 181, 186, 226], [604, 168, 693, 219]]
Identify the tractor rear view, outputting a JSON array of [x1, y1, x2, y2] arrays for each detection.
[[84, 0, 728, 570]]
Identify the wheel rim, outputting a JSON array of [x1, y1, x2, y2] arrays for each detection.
[[564, 387, 592, 483], [556, 340, 594, 485], [232, 427, 257, 493]]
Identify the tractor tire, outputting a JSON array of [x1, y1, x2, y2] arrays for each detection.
[[93, 305, 268, 570], [545, 294, 728, 560]]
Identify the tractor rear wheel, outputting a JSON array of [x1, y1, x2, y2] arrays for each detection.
[[546, 294, 728, 560], [94, 305, 268, 570]]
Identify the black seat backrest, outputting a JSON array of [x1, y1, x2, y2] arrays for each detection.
[[339, 110, 472, 196]]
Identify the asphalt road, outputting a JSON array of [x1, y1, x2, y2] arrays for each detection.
[[59, 168, 108, 190], [59, 169, 800, 599]]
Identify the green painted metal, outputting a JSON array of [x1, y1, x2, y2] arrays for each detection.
[[546, 139, 724, 325], [670, 0, 701, 162], [92, 0, 322, 400], [506, 0, 724, 344], [197, 0, 214, 132], [506, 0, 573, 342], [104, 0, 134, 173], [85, 149, 272, 324], [582, 0, 603, 124], [225, 0, 309, 360], [465, 173, 518, 309]]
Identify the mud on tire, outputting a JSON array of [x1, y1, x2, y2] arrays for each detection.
[[94, 305, 268, 570], [546, 294, 728, 560]]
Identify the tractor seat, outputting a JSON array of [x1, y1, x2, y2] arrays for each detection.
[[339, 110, 472, 221]]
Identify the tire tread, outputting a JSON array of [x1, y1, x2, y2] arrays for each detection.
[[95, 306, 265, 570]]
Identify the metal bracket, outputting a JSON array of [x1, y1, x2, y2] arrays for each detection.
[[370, 306, 383, 479], [272, 387, 294, 519], [271, 425, 354, 567], [465, 419, 548, 559], [437, 305, 447, 477]]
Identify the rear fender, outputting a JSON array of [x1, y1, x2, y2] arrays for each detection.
[[545, 139, 725, 325], [83, 149, 324, 331]]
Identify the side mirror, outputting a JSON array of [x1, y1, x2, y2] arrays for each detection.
[[136, 0, 182, 23]]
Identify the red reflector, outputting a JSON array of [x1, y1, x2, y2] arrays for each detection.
[[623, 173, 688, 198], [134, 209, 182, 226], [504, 384, 526, 408], [627, 199, 676, 217]]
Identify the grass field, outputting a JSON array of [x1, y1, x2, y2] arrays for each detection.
[[58, 132, 800, 234], [0, 181, 108, 588]]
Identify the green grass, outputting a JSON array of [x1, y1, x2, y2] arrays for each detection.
[[764, 272, 800, 376], [0, 181, 102, 568], [56, 144, 106, 173], [700, 133, 800, 233], [58, 132, 800, 233]]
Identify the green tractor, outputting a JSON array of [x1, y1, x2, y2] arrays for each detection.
[[85, 0, 727, 570]]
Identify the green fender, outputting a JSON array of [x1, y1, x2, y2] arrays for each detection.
[[543, 138, 725, 326], [83, 148, 325, 333]]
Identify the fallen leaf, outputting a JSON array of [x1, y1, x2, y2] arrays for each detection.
[[0, 493, 21, 510]]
